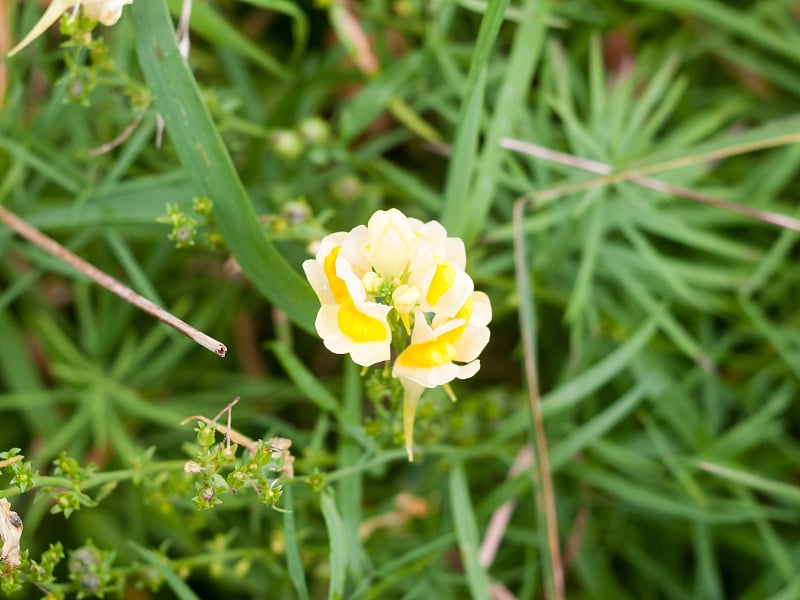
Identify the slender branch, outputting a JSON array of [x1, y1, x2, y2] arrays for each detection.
[[513, 197, 564, 600], [179, 414, 256, 454], [89, 109, 148, 156], [0, 205, 227, 357], [501, 137, 800, 233]]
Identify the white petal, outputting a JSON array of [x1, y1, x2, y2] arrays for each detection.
[[456, 360, 480, 380], [366, 209, 417, 278], [349, 340, 390, 366], [339, 226, 372, 274], [303, 260, 335, 305], [453, 326, 490, 363]]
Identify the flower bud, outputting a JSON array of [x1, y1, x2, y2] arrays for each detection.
[[392, 284, 420, 314], [362, 272, 384, 295]]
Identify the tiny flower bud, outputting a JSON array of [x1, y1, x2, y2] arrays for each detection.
[[298, 116, 330, 145], [392, 285, 420, 314], [284, 201, 310, 223], [270, 130, 304, 160], [362, 272, 384, 295], [183, 461, 203, 474], [200, 487, 215, 503], [330, 174, 363, 204]]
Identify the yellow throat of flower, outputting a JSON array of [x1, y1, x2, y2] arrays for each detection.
[[323, 246, 351, 304], [337, 299, 387, 342], [397, 337, 457, 369], [426, 262, 456, 306]]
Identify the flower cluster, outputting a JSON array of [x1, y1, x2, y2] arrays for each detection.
[[8, 0, 133, 57], [303, 209, 491, 461]]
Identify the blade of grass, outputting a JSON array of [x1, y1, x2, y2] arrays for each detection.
[[449, 461, 493, 599], [441, 0, 511, 239], [128, 543, 202, 600], [549, 377, 661, 471], [282, 485, 310, 600], [132, 0, 318, 333], [337, 360, 367, 578], [461, 0, 548, 246], [321, 491, 348, 600], [695, 462, 800, 507]]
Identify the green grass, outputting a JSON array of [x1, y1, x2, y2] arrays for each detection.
[[2, 0, 800, 598]]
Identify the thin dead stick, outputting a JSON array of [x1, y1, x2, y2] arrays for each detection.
[[210, 396, 240, 453], [0, 205, 227, 357], [513, 196, 564, 600], [89, 109, 148, 157], [0, 455, 23, 469], [479, 444, 533, 568], [501, 137, 800, 233], [180, 412, 257, 454]]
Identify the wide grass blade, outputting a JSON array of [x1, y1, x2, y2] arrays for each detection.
[[132, 0, 318, 333]]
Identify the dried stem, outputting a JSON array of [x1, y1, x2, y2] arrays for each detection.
[[89, 109, 148, 157], [0, 205, 227, 357], [513, 196, 564, 600], [501, 137, 800, 232], [0, 456, 23, 470], [180, 413, 257, 454]]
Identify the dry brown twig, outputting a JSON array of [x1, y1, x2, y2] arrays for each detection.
[[0, 456, 23, 470], [180, 398, 295, 478], [501, 137, 800, 233], [0, 205, 227, 357]]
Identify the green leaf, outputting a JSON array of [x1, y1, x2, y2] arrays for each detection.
[[132, 0, 318, 333], [321, 491, 348, 600], [449, 462, 492, 598]]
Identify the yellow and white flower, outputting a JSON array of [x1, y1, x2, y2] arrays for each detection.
[[8, 0, 134, 57], [393, 293, 492, 460], [303, 232, 392, 366], [303, 208, 491, 460]]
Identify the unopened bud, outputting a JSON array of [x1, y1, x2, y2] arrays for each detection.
[[362, 272, 384, 295], [184, 461, 203, 474], [392, 284, 420, 314]]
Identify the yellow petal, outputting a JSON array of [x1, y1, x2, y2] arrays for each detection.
[[9, 0, 78, 57], [322, 246, 351, 304], [396, 337, 456, 369], [338, 299, 388, 342], [426, 262, 456, 306]]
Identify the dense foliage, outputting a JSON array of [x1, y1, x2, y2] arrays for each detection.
[[2, 0, 800, 598]]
